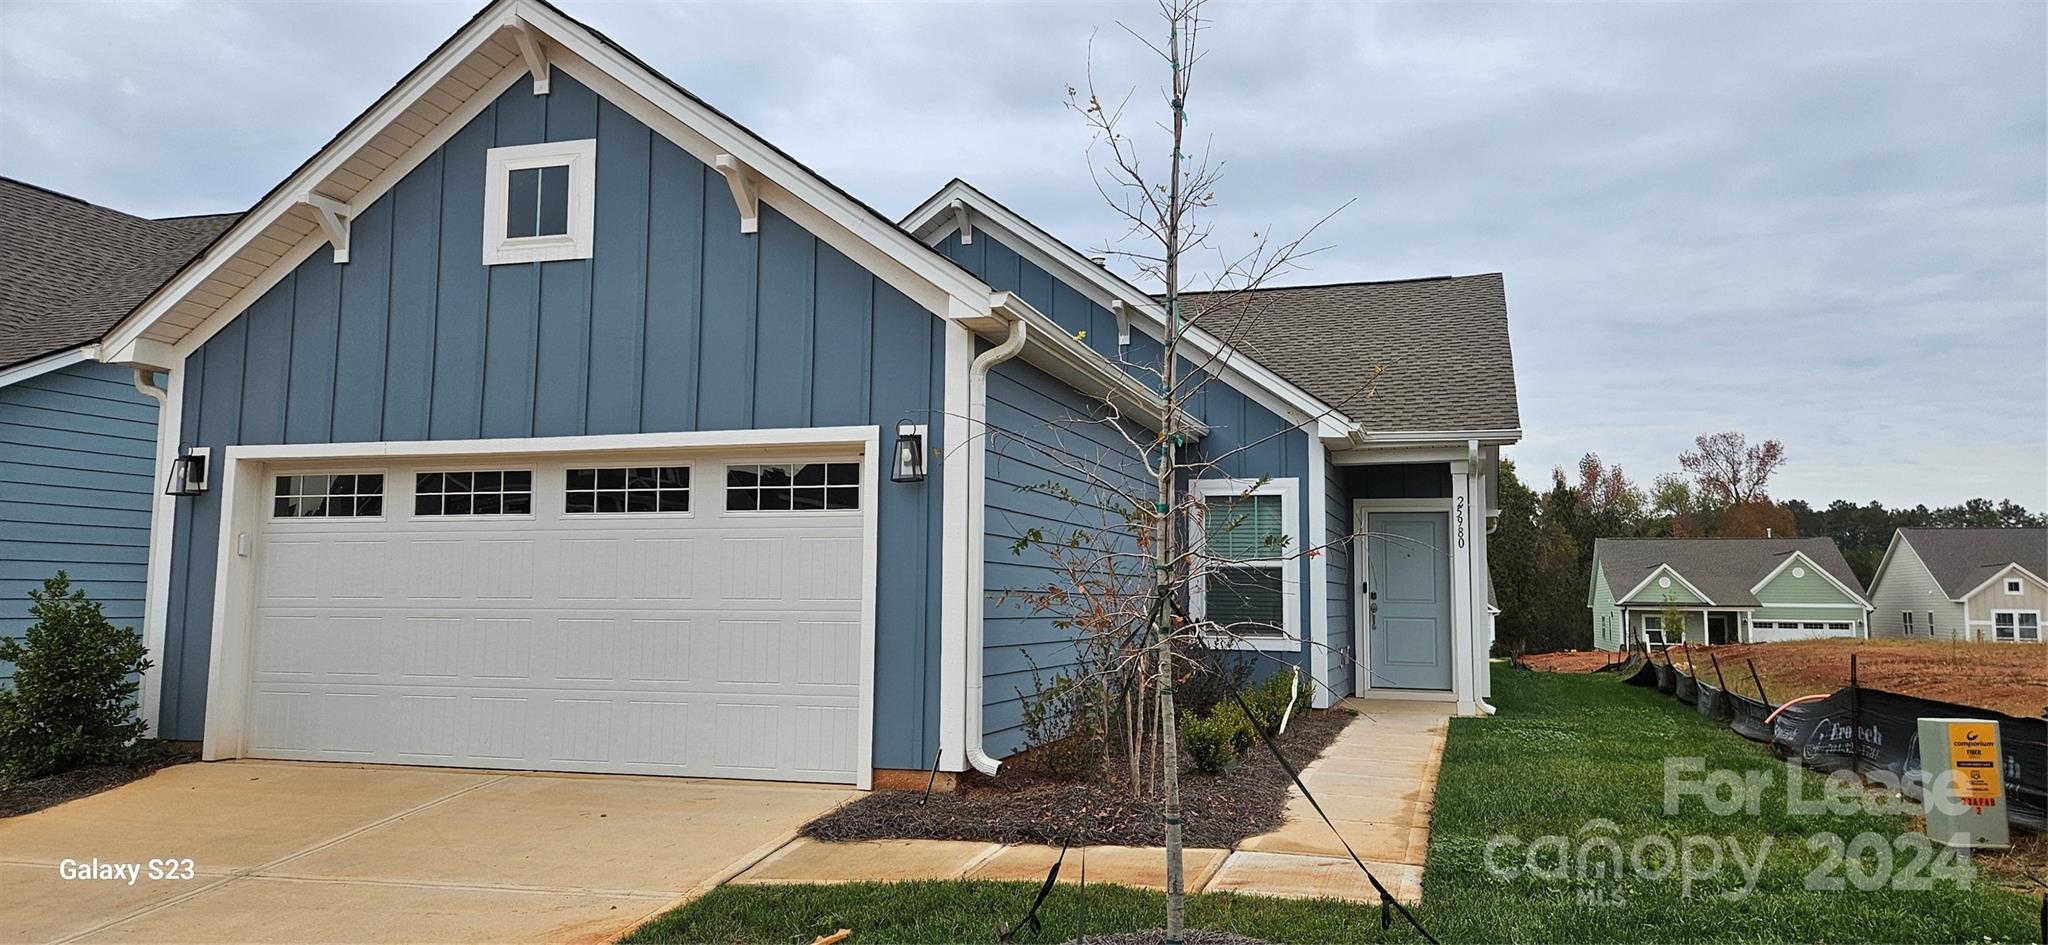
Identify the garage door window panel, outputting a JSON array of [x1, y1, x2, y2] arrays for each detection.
[[566, 465, 690, 514], [274, 473, 384, 519], [726, 463, 859, 512], [415, 470, 533, 517]]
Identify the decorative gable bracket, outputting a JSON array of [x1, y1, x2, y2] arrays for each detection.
[[505, 14, 551, 94], [951, 198, 972, 245], [1109, 300, 1131, 347], [713, 154, 760, 234], [299, 192, 351, 264]]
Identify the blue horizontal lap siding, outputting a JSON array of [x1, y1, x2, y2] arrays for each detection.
[[948, 228, 1317, 741], [981, 358, 1152, 757], [162, 74, 945, 771], [1324, 452, 1353, 699], [0, 360, 157, 684]]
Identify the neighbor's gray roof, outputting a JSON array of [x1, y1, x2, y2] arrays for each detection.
[[0, 178, 239, 369], [1593, 537, 1866, 607], [1898, 527, 2048, 598], [1173, 275, 1519, 435]]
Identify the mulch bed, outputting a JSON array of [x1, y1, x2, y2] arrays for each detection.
[[803, 708, 1352, 848], [0, 744, 198, 818]]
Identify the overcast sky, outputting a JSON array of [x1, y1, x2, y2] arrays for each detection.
[[4, 0, 2042, 509]]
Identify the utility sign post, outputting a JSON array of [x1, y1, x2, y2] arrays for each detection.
[[1916, 718, 2010, 850]]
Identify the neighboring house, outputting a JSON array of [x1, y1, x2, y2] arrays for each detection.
[[1588, 538, 1871, 649], [1866, 528, 2046, 643], [69, 0, 1518, 790], [0, 178, 235, 684]]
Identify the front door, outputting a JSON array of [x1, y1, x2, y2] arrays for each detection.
[[1363, 511, 1453, 691]]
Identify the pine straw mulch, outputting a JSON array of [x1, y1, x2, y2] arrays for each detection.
[[0, 744, 198, 818], [803, 707, 1353, 849]]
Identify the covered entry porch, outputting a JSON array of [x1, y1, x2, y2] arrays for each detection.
[[1623, 605, 1748, 648]]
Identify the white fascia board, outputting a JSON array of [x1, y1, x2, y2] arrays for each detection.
[[1958, 562, 2048, 602], [904, 181, 1355, 438], [106, 0, 1003, 360], [993, 293, 1207, 439], [1350, 428, 1524, 447], [1617, 564, 1716, 606], [102, 7, 522, 358], [0, 346, 94, 388], [219, 425, 879, 464], [1750, 550, 1871, 607], [522, 5, 992, 315]]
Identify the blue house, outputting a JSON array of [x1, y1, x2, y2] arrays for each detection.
[[0, 179, 234, 689], [72, 0, 1519, 788]]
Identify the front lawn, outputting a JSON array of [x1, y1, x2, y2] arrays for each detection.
[[627, 667, 2040, 944]]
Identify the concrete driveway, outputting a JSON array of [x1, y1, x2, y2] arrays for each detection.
[[0, 761, 852, 944]]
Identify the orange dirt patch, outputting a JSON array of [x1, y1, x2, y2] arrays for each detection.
[[1516, 650, 1629, 673], [1662, 638, 2048, 719]]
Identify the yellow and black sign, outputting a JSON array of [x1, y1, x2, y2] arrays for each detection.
[[1945, 722, 2003, 809]]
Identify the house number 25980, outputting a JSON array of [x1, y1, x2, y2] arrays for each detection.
[[1455, 496, 1467, 549]]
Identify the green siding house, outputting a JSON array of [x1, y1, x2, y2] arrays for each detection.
[[1589, 538, 1871, 650]]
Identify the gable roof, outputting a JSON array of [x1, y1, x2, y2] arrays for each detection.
[[0, 178, 236, 369], [1593, 537, 1866, 607], [98, 0, 1003, 368], [1176, 276, 1520, 436], [1895, 528, 2048, 598]]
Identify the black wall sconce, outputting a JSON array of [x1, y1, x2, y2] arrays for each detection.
[[891, 419, 927, 483], [165, 447, 210, 496]]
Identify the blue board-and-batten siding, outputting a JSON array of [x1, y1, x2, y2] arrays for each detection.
[[981, 357, 1152, 757], [161, 73, 946, 770], [0, 359, 158, 683]]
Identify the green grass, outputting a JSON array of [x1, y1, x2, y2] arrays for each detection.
[[626, 667, 2040, 944]]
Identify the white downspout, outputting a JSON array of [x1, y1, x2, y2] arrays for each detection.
[[131, 366, 175, 731], [963, 316, 1028, 776]]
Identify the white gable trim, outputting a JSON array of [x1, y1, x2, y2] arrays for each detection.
[[903, 181, 1359, 440], [1750, 550, 1870, 606], [1958, 562, 2048, 603], [1617, 563, 1716, 606], [103, 0, 998, 365], [0, 346, 94, 388]]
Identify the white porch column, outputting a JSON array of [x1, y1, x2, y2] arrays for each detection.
[[1448, 460, 1478, 715]]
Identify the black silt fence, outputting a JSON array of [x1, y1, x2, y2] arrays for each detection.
[[1674, 671, 1699, 706], [1726, 691, 1774, 743], [1654, 660, 1677, 695], [1695, 680, 1734, 723]]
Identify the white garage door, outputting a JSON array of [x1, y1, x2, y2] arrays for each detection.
[[243, 453, 866, 783]]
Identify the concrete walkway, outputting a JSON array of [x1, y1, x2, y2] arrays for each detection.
[[726, 699, 1452, 905], [0, 761, 851, 944]]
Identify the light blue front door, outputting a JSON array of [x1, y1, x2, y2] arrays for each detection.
[[1366, 511, 1453, 691]]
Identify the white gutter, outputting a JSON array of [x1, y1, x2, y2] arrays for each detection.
[[962, 315, 1029, 776]]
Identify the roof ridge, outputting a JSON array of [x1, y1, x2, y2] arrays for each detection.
[[0, 175, 152, 222]]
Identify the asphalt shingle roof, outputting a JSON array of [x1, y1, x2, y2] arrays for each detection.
[[1173, 275, 1519, 434], [0, 178, 238, 369], [1594, 537, 1866, 607], [1897, 527, 2048, 598]]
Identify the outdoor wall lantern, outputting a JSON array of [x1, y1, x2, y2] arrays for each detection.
[[165, 447, 210, 496], [891, 419, 927, 483]]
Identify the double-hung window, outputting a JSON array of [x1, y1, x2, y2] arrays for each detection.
[[1192, 479, 1297, 648], [1993, 611, 2041, 643], [1901, 611, 1914, 635], [1640, 614, 1667, 647], [482, 140, 596, 265]]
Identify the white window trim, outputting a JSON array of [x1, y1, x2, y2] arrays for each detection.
[[411, 465, 539, 521], [2005, 578, 2025, 595], [562, 462, 697, 518], [1991, 609, 2042, 643], [268, 468, 390, 524], [1901, 611, 1914, 634], [482, 139, 597, 266], [1191, 477, 1300, 652]]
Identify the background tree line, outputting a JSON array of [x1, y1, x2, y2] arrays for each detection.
[[1487, 432, 2047, 654]]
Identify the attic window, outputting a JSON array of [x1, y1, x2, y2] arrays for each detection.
[[482, 139, 595, 265], [2006, 578, 2024, 595]]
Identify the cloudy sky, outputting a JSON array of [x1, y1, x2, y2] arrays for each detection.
[[4, 0, 2042, 509]]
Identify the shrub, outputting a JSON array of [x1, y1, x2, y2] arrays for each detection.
[[1016, 671, 1103, 779], [1179, 706, 1241, 774], [0, 573, 152, 780], [1243, 670, 1310, 736]]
